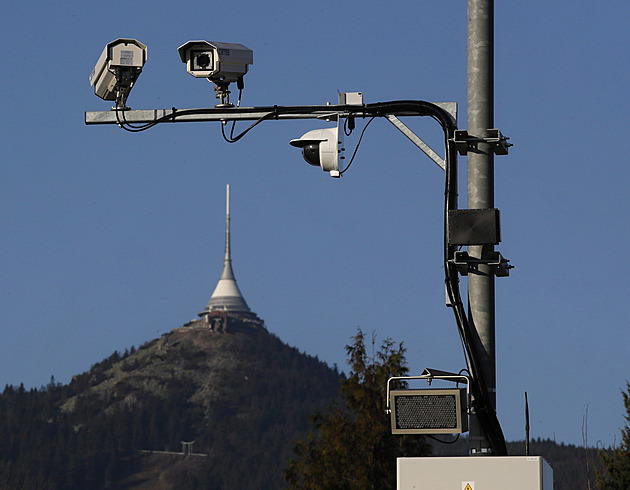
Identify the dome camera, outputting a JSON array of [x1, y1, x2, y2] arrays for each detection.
[[290, 124, 345, 178]]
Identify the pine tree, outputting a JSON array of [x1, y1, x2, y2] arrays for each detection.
[[598, 382, 630, 489], [284, 329, 430, 490]]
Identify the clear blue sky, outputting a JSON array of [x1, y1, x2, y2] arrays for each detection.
[[2, 1, 629, 449]]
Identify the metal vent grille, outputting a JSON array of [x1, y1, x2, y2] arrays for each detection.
[[390, 388, 468, 435]]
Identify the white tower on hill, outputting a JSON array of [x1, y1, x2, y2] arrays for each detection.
[[198, 185, 263, 333]]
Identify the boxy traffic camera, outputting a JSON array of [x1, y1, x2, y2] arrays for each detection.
[[178, 40, 253, 107], [89, 38, 147, 108], [177, 40, 253, 81]]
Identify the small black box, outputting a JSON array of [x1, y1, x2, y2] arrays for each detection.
[[447, 208, 501, 246]]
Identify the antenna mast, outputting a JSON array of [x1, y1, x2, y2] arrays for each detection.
[[225, 184, 231, 263]]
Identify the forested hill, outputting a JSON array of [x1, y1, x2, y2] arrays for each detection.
[[0, 326, 342, 489], [0, 325, 610, 489]]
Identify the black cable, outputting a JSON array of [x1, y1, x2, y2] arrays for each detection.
[[339, 117, 375, 175], [343, 115, 356, 136], [446, 261, 507, 455], [438, 113, 507, 456], [445, 259, 507, 455], [110, 68, 163, 132], [115, 106, 215, 133], [115, 104, 161, 132], [223, 88, 246, 140], [220, 111, 275, 143], [360, 101, 456, 134], [428, 433, 461, 445]]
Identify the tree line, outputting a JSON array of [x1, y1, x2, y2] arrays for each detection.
[[2, 327, 630, 489]]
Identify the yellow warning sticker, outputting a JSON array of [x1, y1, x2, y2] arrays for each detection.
[[463, 483, 474, 490]]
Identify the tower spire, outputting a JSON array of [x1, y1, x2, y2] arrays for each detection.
[[221, 184, 236, 281], [225, 184, 231, 262], [200, 185, 251, 315]]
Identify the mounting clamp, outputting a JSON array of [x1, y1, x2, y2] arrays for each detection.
[[452, 250, 513, 277], [452, 128, 512, 156]]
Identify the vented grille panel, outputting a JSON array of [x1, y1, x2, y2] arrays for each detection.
[[395, 393, 457, 429], [390, 389, 468, 434]]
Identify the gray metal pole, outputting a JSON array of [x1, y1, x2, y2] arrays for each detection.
[[467, 0, 496, 455]]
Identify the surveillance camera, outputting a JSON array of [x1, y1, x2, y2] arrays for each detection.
[[177, 40, 253, 107], [177, 40, 253, 82], [290, 124, 345, 178], [89, 38, 147, 108]]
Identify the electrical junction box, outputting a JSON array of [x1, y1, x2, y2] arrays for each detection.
[[397, 456, 553, 490], [338, 92, 363, 105]]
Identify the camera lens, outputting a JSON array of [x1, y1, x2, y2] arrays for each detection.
[[302, 144, 321, 167], [196, 53, 211, 69]]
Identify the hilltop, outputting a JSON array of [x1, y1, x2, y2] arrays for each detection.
[[0, 325, 341, 489], [0, 323, 610, 489]]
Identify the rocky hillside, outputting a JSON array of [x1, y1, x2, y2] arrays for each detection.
[[0, 325, 607, 489], [0, 325, 342, 489]]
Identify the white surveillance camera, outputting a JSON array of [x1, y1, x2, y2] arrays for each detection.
[[290, 125, 345, 178], [177, 40, 253, 107], [89, 38, 147, 108], [177, 40, 253, 82]]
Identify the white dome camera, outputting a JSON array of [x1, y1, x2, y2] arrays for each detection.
[[290, 124, 345, 178]]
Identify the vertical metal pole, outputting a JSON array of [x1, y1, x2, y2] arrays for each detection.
[[467, 0, 496, 455]]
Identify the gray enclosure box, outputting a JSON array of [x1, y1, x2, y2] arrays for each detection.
[[397, 456, 553, 490]]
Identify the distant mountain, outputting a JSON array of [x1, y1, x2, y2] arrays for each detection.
[[0, 324, 610, 489], [0, 325, 342, 489]]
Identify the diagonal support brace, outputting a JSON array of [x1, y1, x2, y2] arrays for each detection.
[[385, 114, 445, 171]]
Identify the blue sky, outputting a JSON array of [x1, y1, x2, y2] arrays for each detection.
[[2, 1, 629, 449]]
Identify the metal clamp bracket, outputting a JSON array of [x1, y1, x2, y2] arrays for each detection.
[[386, 368, 470, 414], [451, 250, 513, 277], [452, 128, 511, 156]]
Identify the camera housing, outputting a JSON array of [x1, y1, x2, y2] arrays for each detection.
[[89, 38, 147, 107], [290, 124, 345, 178], [177, 40, 253, 82]]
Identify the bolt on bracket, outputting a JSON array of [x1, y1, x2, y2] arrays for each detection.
[[451, 250, 513, 277], [452, 128, 512, 156]]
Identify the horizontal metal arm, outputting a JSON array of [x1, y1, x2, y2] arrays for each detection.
[[84, 101, 457, 127], [85, 105, 350, 125]]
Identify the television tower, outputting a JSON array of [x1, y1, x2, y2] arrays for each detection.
[[198, 184, 263, 333]]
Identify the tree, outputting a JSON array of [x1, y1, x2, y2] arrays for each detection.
[[284, 329, 430, 490], [598, 382, 630, 489]]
